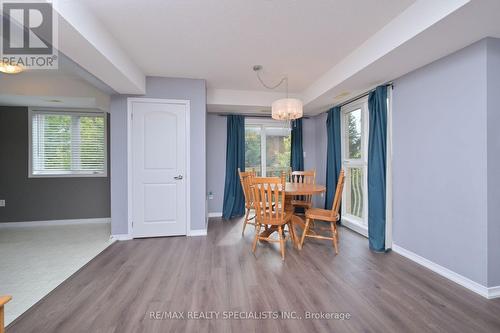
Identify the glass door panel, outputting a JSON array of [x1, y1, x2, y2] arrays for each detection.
[[245, 126, 262, 175]]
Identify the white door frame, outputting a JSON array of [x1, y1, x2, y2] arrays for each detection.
[[127, 98, 191, 238], [339, 96, 369, 237], [385, 86, 393, 250]]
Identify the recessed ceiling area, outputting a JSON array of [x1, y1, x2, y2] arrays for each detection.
[[81, 0, 415, 92], [0, 57, 112, 111], [49, 0, 500, 115]]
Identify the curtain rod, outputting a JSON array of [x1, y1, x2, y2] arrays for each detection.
[[323, 82, 394, 113], [216, 113, 310, 119]]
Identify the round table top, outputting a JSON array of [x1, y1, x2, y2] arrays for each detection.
[[284, 182, 326, 195]]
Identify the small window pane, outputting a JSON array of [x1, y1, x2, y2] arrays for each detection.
[[265, 127, 290, 177], [79, 116, 105, 171], [345, 109, 362, 159], [245, 126, 261, 175], [33, 114, 72, 171], [345, 167, 364, 220]]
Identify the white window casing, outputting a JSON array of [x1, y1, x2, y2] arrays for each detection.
[[28, 108, 108, 178]]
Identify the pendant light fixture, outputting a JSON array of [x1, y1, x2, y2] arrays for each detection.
[[253, 65, 303, 121]]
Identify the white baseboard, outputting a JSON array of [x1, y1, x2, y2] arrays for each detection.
[[112, 230, 208, 239], [208, 212, 222, 218], [393, 243, 500, 299], [110, 233, 132, 241], [341, 218, 368, 238], [488, 286, 500, 299], [188, 229, 207, 236], [0, 218, 111, 228]]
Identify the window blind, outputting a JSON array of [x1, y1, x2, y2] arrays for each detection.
[[31, 110, 107, 176]]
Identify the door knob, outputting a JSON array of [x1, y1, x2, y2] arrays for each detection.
[[174, 175, 183, 180]]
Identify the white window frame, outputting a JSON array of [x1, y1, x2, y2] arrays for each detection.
[[245, 118, 291, 176], [340, 97, 369, 237], [28, 108, 108, 178]]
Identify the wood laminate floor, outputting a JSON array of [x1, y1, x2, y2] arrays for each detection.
[[7, 217, 500, 333]]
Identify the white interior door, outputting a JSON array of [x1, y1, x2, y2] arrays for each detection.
[[131, 99, 188, 237]]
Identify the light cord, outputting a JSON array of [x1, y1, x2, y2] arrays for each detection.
[[256, 70, 288, 97]]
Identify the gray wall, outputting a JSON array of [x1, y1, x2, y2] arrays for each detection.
[[110, 77, 207, 234], [312, 113, 328, 208], [109, 96, 129, 234], [206, 114, 226, 213], [487, 38, 500, 287], [393, 40, 489, 286], [0, 106, 111, 222], [302, 118, 317, 171]]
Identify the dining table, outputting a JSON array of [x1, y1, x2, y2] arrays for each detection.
[[259, 182, 326, 247]]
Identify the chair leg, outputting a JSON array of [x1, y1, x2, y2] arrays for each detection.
[[330, 222, 339, 254], [252, 223, 261, 253], [335, 223, 340, 244], [278, 225, 285, 260], [242, 208, 250, 236], [299, 218, 311, 250], [288, 221, 296, 247]]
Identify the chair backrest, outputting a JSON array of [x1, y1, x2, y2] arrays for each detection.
[[291, 170, 316, 202], [290, 170, 316, 185], [330, 169, 345, 218], [251, 173, 286, 224], [238, 168, 255, 208]]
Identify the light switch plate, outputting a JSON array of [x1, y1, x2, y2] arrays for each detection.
[[0, 199, 5, 207]]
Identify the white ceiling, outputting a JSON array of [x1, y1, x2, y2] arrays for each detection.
[[303, 0, 500, 113], [39, 0, 500, 115], [81, 0, 414, 92], [0, 62, 111, 111], [0, 52, 113, 110]]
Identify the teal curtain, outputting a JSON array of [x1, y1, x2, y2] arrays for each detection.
[[290, 119, 304, 171], [368, 86, 388, 252], [325, 107, 342, 209], [222, 115, 246, 219]]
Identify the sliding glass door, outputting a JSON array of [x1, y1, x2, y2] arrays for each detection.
[[341, 97, 369, 236]]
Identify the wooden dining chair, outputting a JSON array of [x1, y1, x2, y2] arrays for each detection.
[[238, 168, 257, 235], [290, 170, 316, 211], [0, 296, 12, 333], [299, 169, 345, 254], [251, 173, 296, 260]]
